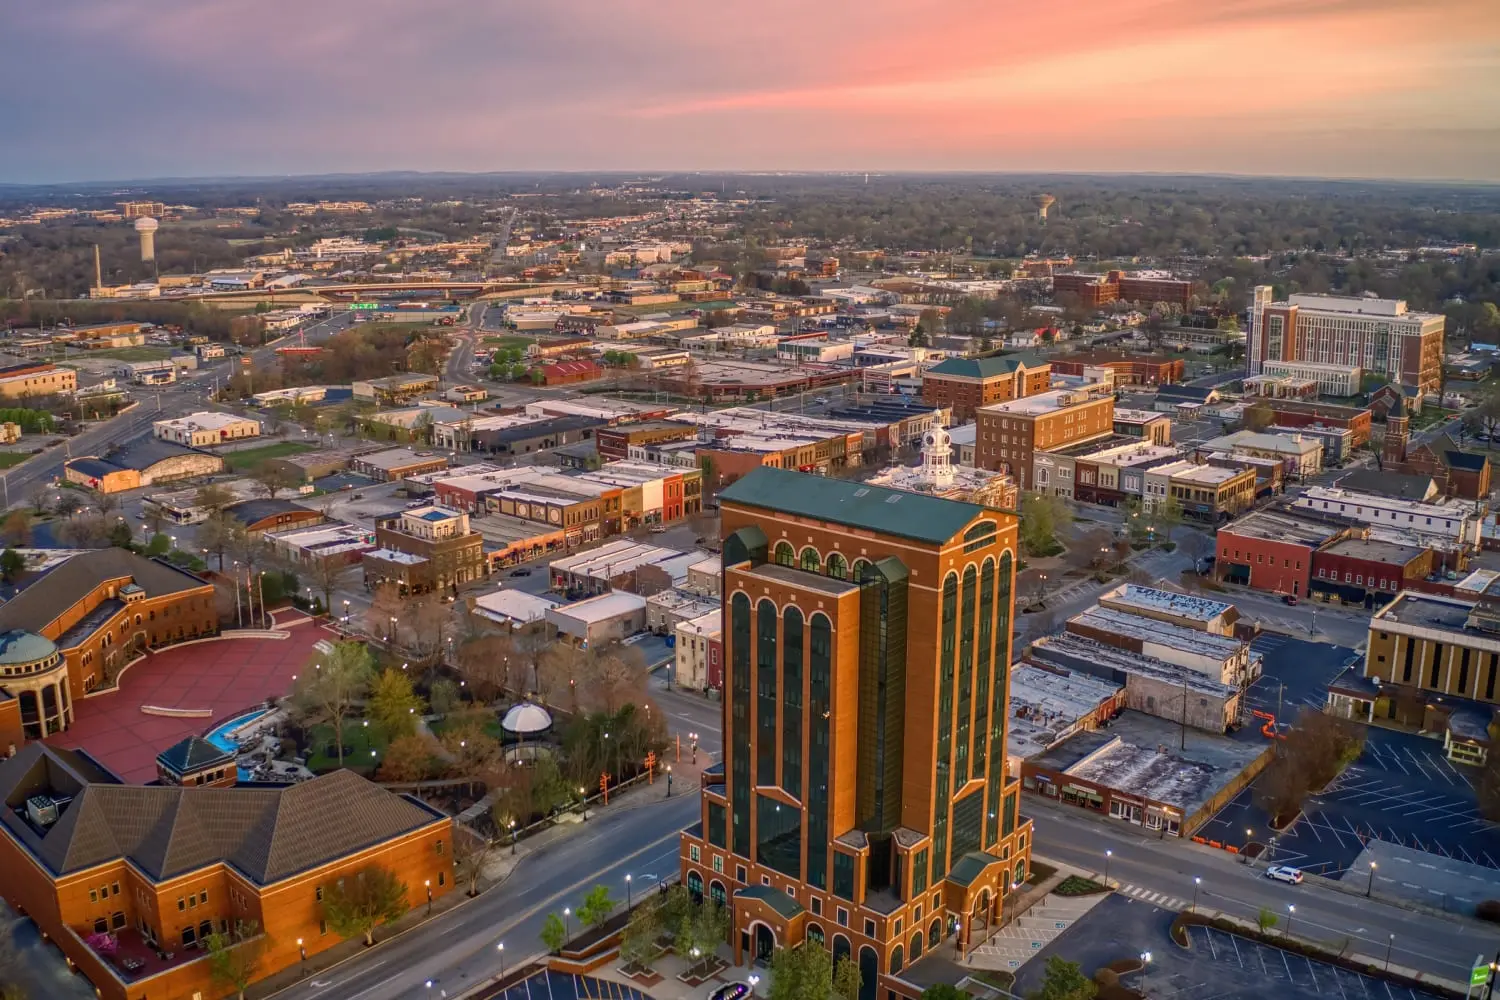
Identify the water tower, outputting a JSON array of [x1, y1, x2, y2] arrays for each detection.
[[134, 216, 159, 262], [1034, 193, 1056, 221]]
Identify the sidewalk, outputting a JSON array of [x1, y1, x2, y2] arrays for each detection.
[[255, 771, 694, 1000]]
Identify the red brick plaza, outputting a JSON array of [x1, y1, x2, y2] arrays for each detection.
[[46, 622, 328, 783]]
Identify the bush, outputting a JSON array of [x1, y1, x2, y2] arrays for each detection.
[[1476, 899, 1500, 923], [1054, 875, 1111, 896]]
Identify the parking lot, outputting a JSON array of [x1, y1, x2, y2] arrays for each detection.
[[1194, 635, 1500, 890], [1012, 894, 1445, 1000], [1178, 924, 1445, 1000]]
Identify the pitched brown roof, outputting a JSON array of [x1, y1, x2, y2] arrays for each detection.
[[0, 746, 445, 884], [0, 549, 211, 635]]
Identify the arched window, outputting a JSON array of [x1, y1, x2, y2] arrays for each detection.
[[852, 559, 871, 583], [833, 934, 851, 970], [773, 542, 795, 567], [800, 546, 820, 572], [1015, 860, 1027, 886], [710, 880, 727, 907], [826, 552, 847, 580], [858, 945, 878, 1000], [806, 923, 825, 947], [687, 870, 704, 903], [910, 930, 924, 960], [928, 917, 942, 948], [890, 944, 904, 975]]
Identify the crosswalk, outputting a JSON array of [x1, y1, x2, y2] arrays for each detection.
[[1120, 884, 1190, 911]]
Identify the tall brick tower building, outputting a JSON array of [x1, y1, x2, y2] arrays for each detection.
[[679, 467, 1033, 999]]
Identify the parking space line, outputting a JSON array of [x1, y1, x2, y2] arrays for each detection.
[[1306, 956, 1320, 993], [1206, 929, 1217, 959], [1280, 948, 1294, 981], [1257, 941, 1270, 977], [1230, 932, 1242, 969], [1334, 966, 1350, 1000]]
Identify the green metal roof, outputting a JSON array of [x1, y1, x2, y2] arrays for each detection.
[[736, 884, 806, 919], [720, 467, 986, 546], [945, 851, 1003, 888], [0, 629, 58, 666], [925, 353, 1044, 380]]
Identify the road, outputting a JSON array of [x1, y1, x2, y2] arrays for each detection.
[[281, 678, 720, 1000], [287, 792, 700, 1000], [1028, 800, 1496, 984]]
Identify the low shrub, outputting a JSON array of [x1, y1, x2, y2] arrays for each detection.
[[1054, 875, 1111, 897]]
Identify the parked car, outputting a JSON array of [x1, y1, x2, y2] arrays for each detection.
[[710, 984, 753, 1000], [814, 395, 830, 405], [1265, 866, 1304, 884], [509, 567, 532, 577], [1282, 594, 1299, 606]]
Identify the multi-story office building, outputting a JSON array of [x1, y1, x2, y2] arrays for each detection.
[[975, 390, 1114, 489], [1143, 460, 1256, 522], [0, 361, 77, 400], [679, 467, 1032, 996], [1247, 289, 1444, 392], [920, 355, 1050, 423], [364, 505, 487, 595], [1052, 271, 1194, 309], [1291, 486, 1481, 551]]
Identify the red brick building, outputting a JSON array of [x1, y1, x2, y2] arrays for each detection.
[[1048, 352, 1184, 388], [1310, 537, 1434, 605], [1214, 510, 1344, 598], [921, 355, 1051, 423], [1051, 273, 1118, 307], [1052, 271, 1195, 309], [1255, 400, 1373, 449], [0, 744, 453, 1000], [533, 359, 603, 386], [596, 420, 698, 461]]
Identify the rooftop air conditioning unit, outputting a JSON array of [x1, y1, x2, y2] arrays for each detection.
[[26, 794, 59, 827]]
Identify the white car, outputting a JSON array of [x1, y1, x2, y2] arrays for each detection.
[[1265, 866, 1304, 885]]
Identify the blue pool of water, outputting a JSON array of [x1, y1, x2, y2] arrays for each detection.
[[204, 708, 269, 766]]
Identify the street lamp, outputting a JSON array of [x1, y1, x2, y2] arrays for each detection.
[[1140, 951, 1151, 965], [689, 731, 699, 763], [297, 937, 306, 976], [497, 941, 505, 979], [1285, 904, 1295, 939], [509, 819, 518, 855], [666, 764, 673, 797], [425, 879, 433, 914], [1367, 861, 1378, 897], [1385, 933, 1394, 971], [578, 786, 588, 821], [563, 907, 571, 938], [749, 975, 760, 993], [1192, 876, 1201, 914], [625, 873, 633, 909], [1104, 849, 1112, 887]]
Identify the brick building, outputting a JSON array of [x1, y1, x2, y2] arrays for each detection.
[[1052, 271, 1195, 309], [364, 505, 487, 596], [975, 390, 1114, 489], [0, 361, 78, 400], [1048, 352, 1184, 388], [679, 468, 1032, 995], [1247, 289, 1444, 392], [1357, 592, 1500, 733], [596, 421, 698, 461], [0, 551, 217, 748], [1253, 399, 1373, 449], [532, 359, 603, 386], [0, 744, 452, 1000], [1381, 406, 1493, 502], [920, 355, 1050, 423], [1215, 510, 1343, 598]]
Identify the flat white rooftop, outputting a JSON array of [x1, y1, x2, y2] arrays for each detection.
[[1098, 584, 1233, 624]]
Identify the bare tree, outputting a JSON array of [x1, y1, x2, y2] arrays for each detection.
[[250, 461, 304, 500], [306, 556, 348, 617], [456, 634, 516, 703]]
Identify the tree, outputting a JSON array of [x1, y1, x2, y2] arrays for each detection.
[[56, 513, 110, 548], [1028, 955, 1096, 1000], [769, 937, 833, 1000], [0, 549, 22, 584], [306, 554, 345, 615], [619, 903, 660, 971], [377, 734, 438, 783], [921, 987, 968, 1000], [53, 491, 83, 517], [679, 901, 731, 974], [0, 512, 31, 548], [1243, 403, 1275, 432], [832, 954, 862, 1000], [428, 678, 462, 718], [1480, 748, 1500, 821], [250, 461, 303, 500], [204, 920, 266, 1000], [1257, 908, 1278, 933], [108, 520, 133, 549], [541, 911, 568, 954], [577, 884, 617, 929], [145, 532, 171, 557], [442, 722, 502, 777], [321, 866, 410, 946], [197, 512, 235, 571], [1256, 709, 1363, 825], [195, 483, 236, 514], [456, 634, 517, 702], [291, 641, 373, 767], [367, 668, 425, 739], [1019, 492, 1070, 557], [452, 827, 496, 897]]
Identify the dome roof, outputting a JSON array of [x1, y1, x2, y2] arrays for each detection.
[[0, 629, 59, 666], [501, 702, 553, 735]]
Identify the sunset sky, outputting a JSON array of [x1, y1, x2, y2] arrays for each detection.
[[6, 0, 1499, 184]]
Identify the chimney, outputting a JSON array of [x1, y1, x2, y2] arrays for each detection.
[[93, 244, 102, 291]]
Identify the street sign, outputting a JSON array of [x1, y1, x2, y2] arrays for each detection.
[[1471, 962, 1489, 988], [350, 302, 378, 310]]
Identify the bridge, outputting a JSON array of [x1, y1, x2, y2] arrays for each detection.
[[178, 279, 588, 307]]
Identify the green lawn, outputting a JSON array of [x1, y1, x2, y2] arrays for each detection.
[[428, 715, 503, 740], [481, 335, 536, 351], [223, 441, 316, 471], [306, 720, 391, 774], [0, 451, 31, 469]]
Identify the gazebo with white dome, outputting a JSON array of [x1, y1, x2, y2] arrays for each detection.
[[501, 702, 553, 738]]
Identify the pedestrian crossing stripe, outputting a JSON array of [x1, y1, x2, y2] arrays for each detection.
[[1122, 885, 1188, 909]]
